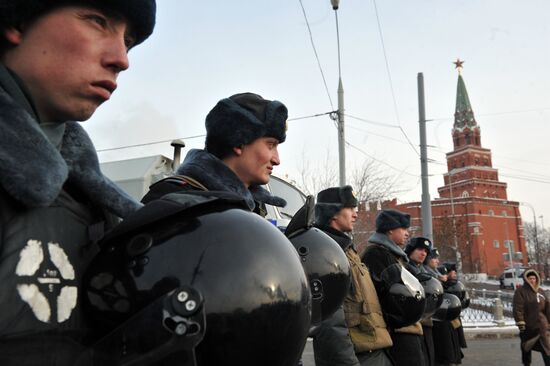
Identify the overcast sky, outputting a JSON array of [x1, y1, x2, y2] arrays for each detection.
[[84, 0, 550, 229]]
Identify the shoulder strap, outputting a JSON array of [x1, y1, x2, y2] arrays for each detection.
[[163, 175, 209, 191]]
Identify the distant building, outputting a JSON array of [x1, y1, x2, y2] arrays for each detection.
[[357, 66, 528, 276]]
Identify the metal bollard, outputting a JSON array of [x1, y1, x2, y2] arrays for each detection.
[[493, 298, 505, 327], [482, 288, 486, 299]]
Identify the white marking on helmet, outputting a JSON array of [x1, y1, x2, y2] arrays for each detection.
[[16, 240, 77, 324], [58, 286, 78, 323], [16, 240, 43, 276], [48, 242, 75, 280], [17, 283, 51, 323]]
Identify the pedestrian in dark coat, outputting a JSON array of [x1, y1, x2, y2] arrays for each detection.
[[513, 269, 550, 366], [362, 209, 426, 366], [0, 1, 156, 364]]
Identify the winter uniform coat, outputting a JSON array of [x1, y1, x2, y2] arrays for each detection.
[[409, 259, 436, 366], [513, 269, 550, 355], [432, 318, 463, 365], [363, 232, 425, 366], [0, 65, 141, 365], [433, 279, 464, 365], [310, 225, 360, 366]]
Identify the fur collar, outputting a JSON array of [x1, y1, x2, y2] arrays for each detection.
[[0, 88, 141, 217], [176, 149, 286, 211], [316, 224, 352, 250], [368, 232, 409, 262]]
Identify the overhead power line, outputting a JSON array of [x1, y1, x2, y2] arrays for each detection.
[[372, 0, 419, 157], [96, 134, 206, 153], [345, 113, 400, 128], [298, 0, 334, 110], [288, 111, 334, 121], [346, 124, 410, 145], [346, 140, 418, 177]]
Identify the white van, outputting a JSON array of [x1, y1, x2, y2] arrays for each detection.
[[499, 267, 527, 290], [262, 176, 307, 230]]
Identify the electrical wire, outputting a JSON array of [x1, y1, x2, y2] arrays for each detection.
[[96, 134, 206, 153], [346, 140, 419, 177], [288, 111, 334, 121], [298, 0, 334, 110], [345, 113, 400, 128], [346, 124, 410, 145], [372, 0, 419, 157]]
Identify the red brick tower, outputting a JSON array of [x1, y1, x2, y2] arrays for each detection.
[[394, 62, 528, 276]]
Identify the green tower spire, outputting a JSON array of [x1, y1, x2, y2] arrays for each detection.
[[453, 61, 477, 129]]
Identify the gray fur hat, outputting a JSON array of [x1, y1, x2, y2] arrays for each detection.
[[314, 185, 357, 227], [375, 209, 410, 233], [205, 93, 287, 157], [0, 0, 156, 47]]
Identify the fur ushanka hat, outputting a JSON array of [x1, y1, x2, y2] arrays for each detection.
[[314, 185, 358, 227], [405, 236, 432, 255], [375, 209, 410, 233], [0, 0, 156, 47], [204, 93, 287, 156]]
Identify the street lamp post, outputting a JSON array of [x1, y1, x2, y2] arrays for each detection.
[[330, 0, 346, 186], [520, 202, 540, 273]]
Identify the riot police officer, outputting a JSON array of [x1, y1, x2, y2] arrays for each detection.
[[82, 93, 322, 365], [362, 209, 427, 366], [433, 263, 465, 365], [312, 186, 393, 366], [0, 1, 156, 364], [406, 237, 438, 366]]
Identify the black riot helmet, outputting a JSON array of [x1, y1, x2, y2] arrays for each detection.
[[445, 280, 469, 309], [419, 275, 444, 318], [379, 264, 426, 328], [285, 195, 351, 324], [444, 280, 466, 301], [433, 293, 462, 321], [84, 193, 311, 366]]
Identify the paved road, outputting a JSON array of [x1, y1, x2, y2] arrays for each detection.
[[301, 337, 545, 366]]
